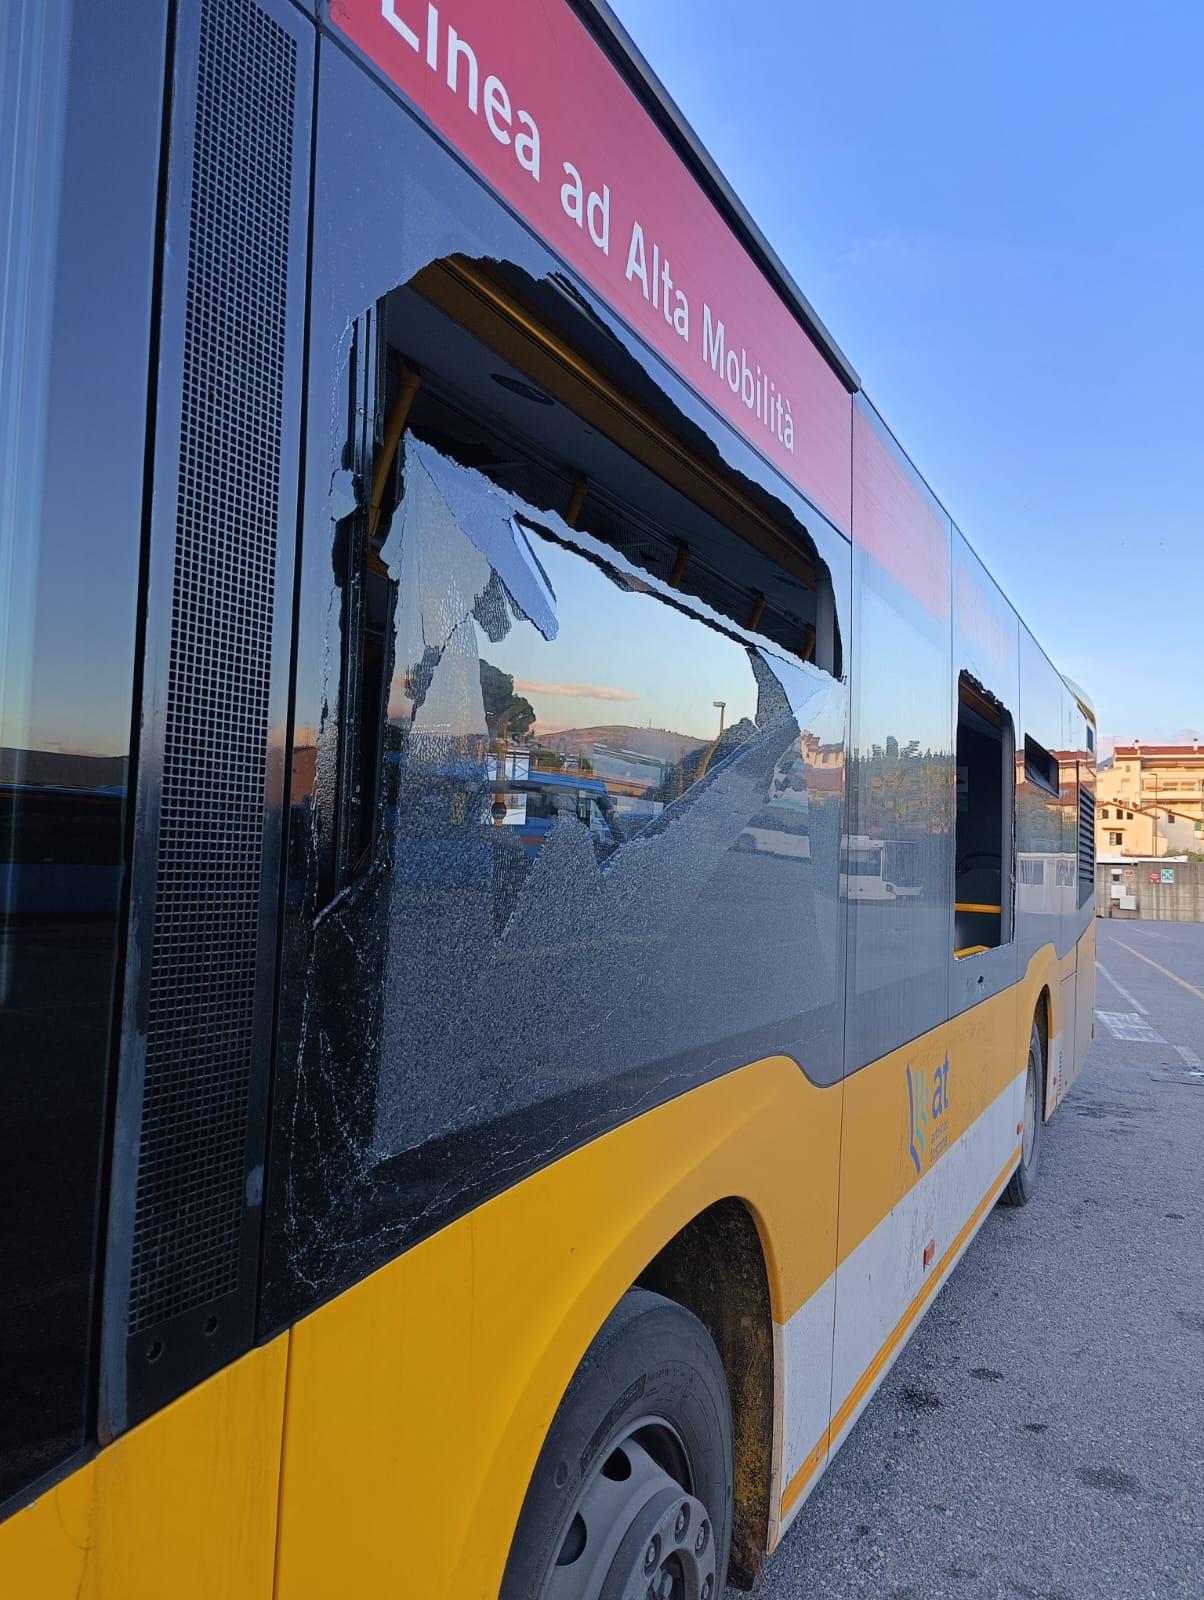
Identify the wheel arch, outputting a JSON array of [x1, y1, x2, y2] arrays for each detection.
[[1033, 983, 1052, 1118], [634, 1196, 775, 1591]]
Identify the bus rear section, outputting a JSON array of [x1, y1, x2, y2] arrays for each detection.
[[0, 2, 1095, 1596]]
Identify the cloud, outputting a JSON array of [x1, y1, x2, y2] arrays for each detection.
[[514, 680, 638, 702]]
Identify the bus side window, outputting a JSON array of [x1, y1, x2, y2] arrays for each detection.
[[954, 674, 1014, 955]]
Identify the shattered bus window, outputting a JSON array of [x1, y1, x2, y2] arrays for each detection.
[[263, 140, 850, 1321], [270, 408, 846, 1313]]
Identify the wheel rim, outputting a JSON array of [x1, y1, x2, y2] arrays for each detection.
[[1022, 1052, 1038, 1167], [541, 1419, 719, 1600]]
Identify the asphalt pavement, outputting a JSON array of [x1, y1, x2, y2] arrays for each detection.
[[738, 919, 1204, 1600]]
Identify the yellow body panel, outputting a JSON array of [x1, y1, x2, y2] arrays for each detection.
[[0, 1337, 287, 1600], [837, 967, 1020, 1254], [274, 943, 1075, 1597], [0, 930, 1093, 1600], [274, 1055, 843, 1599]]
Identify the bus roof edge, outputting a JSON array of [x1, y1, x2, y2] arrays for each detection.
[[570, 0, 862, 396]]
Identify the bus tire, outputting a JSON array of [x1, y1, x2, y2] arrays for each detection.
[[1002, 1020, 1044, 1206], [500, 1288, 734, 1600]]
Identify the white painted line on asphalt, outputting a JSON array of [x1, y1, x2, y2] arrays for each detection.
[[1175, 1044, 1203, 1067], [1113, 939, 1204, 1004], [1095, 961, 1149, 1014], [1094, 1010, 1167, 1043]]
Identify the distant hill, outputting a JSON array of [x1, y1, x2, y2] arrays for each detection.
[[0, 747, 127, 789], [538, 725, 707, 764]]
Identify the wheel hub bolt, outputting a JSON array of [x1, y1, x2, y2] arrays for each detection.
[[695, 1521, 709, 1556], [701, 1579, 713, 1600], [674, 1504, 689, 1539], [644, 1536, 660, 1572]]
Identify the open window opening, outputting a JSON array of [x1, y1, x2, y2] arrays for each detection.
[[1023, 734, 1060, 798], [333, 254, 843, 889], [394, 258, 836, 661], [954, 673, 1014, 957]]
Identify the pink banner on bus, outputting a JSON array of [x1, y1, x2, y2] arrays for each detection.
[[852, 401, 951, 618], [329, 0, 853, 531]]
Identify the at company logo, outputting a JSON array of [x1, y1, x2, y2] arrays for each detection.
[[906, 1054, 952, 1175]]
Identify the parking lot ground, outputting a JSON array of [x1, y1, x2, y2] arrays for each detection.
[[738, 919, 1204, 1600]]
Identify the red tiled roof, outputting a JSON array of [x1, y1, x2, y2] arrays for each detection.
[[1112, 744, 1203, 758]]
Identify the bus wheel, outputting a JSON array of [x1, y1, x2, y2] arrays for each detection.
[[501, 1289, 733, 1600], [1002, 1020, 1044, 1206]]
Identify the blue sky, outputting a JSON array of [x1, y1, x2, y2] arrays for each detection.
[[610, 0, 1204, 745]]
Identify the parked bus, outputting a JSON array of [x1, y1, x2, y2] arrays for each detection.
[[839, 835, 924, 901], [0, 2, 1096, 1595]]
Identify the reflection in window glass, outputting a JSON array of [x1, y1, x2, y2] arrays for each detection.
[[0, 0, 153, 1505], [475, 533, 757, 866], [845, 562, 953, 1066]]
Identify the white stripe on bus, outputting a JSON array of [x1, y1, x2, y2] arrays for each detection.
[[775, 1068, 1026, 1533]]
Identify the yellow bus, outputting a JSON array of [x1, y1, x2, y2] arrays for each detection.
[[0, 1, 1095, 1595]]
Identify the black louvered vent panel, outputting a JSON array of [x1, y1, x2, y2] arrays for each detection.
[[128, 0, 296, 1334], [1078, 785, 1095, 895]]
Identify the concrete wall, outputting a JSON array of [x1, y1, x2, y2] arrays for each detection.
[[1096, 860, 1204, 921]]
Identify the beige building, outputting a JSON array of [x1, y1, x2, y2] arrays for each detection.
[[1096, 740, 1204, 858]]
